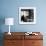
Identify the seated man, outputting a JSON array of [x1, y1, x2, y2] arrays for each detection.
[[21, 10, 34, 22]]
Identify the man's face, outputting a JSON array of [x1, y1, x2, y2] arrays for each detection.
[[21, 11, 29, 17], [24, 11, 29, 17]]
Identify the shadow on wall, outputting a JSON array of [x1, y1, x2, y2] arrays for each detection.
[[0, 16, 5, 46]]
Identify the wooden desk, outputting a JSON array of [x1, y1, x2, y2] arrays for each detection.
[[4, 32, 43, 46]]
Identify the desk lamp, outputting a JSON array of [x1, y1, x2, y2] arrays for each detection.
[[5, 18, 14, 35]]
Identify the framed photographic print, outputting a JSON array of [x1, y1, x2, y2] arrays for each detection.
[[19, 7, 36, 24]]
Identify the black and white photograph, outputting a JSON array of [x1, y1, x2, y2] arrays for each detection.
[[19, 7, 36, 24]]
